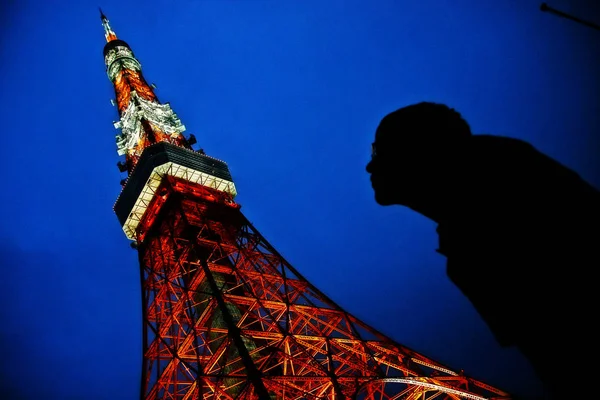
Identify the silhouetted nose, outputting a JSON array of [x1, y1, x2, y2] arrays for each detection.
[[367, 142, 377, 173]]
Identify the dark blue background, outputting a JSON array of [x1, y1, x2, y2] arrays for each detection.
[[1, 1, 598, 398]]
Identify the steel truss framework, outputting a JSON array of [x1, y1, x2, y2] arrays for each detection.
[[135, 175, 511, 400], [99, 11, 511, 400]]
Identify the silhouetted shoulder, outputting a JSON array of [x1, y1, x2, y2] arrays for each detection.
[[469, 134, 598, 204], [440, 134, 598, 347]]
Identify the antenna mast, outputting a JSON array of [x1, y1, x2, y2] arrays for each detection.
[[540, 3, 600, 31]]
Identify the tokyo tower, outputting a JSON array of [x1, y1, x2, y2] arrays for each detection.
[[100, 10, 512, 400]]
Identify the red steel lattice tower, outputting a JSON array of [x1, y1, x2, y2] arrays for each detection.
[[100, 10, 512, 400]]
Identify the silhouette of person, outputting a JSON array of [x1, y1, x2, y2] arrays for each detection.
[[366, 102, 599, 400]]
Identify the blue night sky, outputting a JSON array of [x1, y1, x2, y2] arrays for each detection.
[[1, 1, 598, 399]]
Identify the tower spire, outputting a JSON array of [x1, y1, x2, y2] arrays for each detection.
[[100, 11, 192, 175], [99, 8, 117, 42]]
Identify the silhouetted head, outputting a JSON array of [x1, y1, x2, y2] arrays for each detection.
[[366, 102, 472, 219]]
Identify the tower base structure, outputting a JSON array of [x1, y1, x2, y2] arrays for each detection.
[[114, 143, 512, 400]]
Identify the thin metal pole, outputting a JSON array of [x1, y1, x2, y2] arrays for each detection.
[[540, 3, 600, 32]]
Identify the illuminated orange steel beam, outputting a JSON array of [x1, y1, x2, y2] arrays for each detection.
[[126, 176, 512, 399]]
